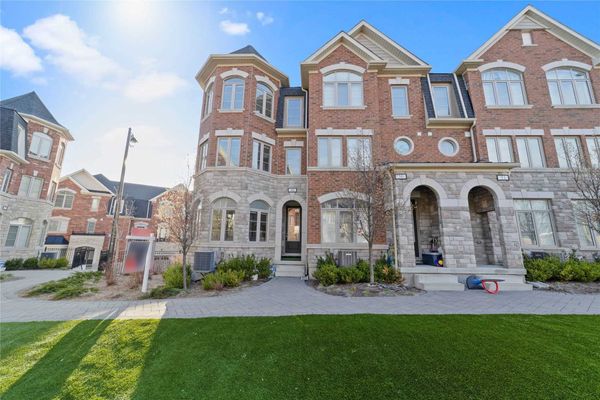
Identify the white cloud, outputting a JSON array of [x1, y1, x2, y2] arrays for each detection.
[[0, 25, 43, 75], [23, 14, 124, 84], [219, 20, 250, 36], [219, 7, 229, 15], [124, 72, 187, 102], [256, 12, 274, 26]]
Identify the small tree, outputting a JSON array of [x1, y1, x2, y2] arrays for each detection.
[[156, 173, 196, 290], [569, 139, 600, 236], [343, 139, 388, 284]]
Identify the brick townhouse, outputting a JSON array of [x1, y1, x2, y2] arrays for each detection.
[[44, 169, 173, 269], [0, 92, 74, 260], [193, 5, 600, 289]]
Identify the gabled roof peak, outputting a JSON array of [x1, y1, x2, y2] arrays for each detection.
[[0, 91, 62, 127], [229, 45, 267, 61]]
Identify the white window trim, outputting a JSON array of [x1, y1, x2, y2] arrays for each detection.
[[346, 137, 372, 168], [481, 68, 528, 106], [251, 139, 272, 173], [284, 97, 304, 128], [216, 137, 241, 167], [432, 85, 451, 117], [516, 137, 545, 168], [390, 85, 410, 118], [482, 128, 544, 136], [317, 137, 343, 168], [542, 60, 592, 72], [320, 63, 365, 75], [285, 147, 302, 176], [54, 189, 76, 209], [514, 199, 557, 248], [486, 136, 514, 163], [546, 67, 595, 106], [220, 77, 245, 111], [18, 175, 44, 199], [255, 83, 274, 119], [322, 70, 364, 107], [554, 136, 582, 168], [210, 203, 236, 242], [1, 168, 13, 193], [438, 137, 460, 157], [254, 75, 278, 92], [29, 132, 53, 160], [86, 218, 97, 234], [315, 128, 373, 136], [48, 217, 70, 233], [248, 203, 270, 242], [394, 136, 415, 156], [478, 60, 527, 73], [219, 68, 249, 79], [251, 131, 276, 146]]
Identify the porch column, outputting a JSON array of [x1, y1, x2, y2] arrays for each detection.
[[495, 202, 524, 269], [438, 202, 477, 269]]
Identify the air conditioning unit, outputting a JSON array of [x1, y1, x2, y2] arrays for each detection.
[[192, 251, 216, 281], [337, 251, 358, 267]]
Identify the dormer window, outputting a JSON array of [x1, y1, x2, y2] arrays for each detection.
[[323, 71, 363, 107], [546, 68, 593, 106], [284, 97, 303, 127], [432, 85, 451, 117], [29, 132, 53, 160], [255, 83, 274, 118], [221, 77, 245, 110], [482, 68, 526, 106]]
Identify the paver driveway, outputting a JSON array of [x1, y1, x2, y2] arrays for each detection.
[[1, 270, 600, 322]]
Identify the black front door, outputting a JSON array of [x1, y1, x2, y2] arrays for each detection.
[[284, 206, 301, 254], [72, 247, 94, 268], [412, 200, 419, 258]]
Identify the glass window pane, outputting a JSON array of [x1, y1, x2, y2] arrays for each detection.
[[392, 86, 408, 116], [286, 98, 302, 127], [285, 148, 301, 175], [252, 141, 260, 170], [527, 138, 544, 168], [262, 145, 271, 172], [16, 225, 31, 247], [575, 81, 592, 104], [217, 138, 228, 166], [495, 82, 510, 105], [554, 138, 568, 168], [323, 83, 335, 106], [330, 138, 342, 167], [514, 200, 531, 210], [395, 138, 412, 155], [534, 212, 555, 246], [255, 90, 263, 114], [321, 210, 336, 243], [234, 85, 244, 109], [337, 83, 349, 106], [506, 70, 521, 80], [548, 81, 561, 105], [516, 138, 530, 167], [230, 138, 240, 167], [64, 194, 74, 208], [5, 225, 18, 247], [350, 83, 362, 106], [265, 93, 273, 118], [587, 138, 600, 167], [249, 211, 257, 242], [433, 86, 450, 116], [517, 212, 537, 245], [560, 81, 576, 104], [222, 85, 232, 109], [483, 83, 495, 105], [339, 211, 354, 243], [30, 178, 42, 198], [225, 210, 235, 241], [497, 138, 513, 162], [576, 216, 595, 247], [556, 69, 572, 79], [486, 138, 498, 162], [492, 69, 508, 80], [318, 138, 328, 167], [509, 82, 525, 105], [259, 213, 268, 241], [531, 200, 548, 210]]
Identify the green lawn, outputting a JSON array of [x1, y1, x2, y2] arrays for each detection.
[[1, 315, 599, 399]]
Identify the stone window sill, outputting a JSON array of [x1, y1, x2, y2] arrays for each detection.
[[321, 105, 367, 110], [218, 108, 245, 113], [552, 104, 600, 109], [392, 114, 412, 119], [28, 154, 51, 163]]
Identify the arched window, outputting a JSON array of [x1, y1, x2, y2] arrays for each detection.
[[221, 78, 245, 110], [546, 68, 593, 105], [5, 217, 33, 247], [203, 84, 214, 116], [211, 197, 236, 241], [55, 189, 75, 209], [482, 68, 526, 106], [249, 200, 270, 242], [255, 83, 274, 118], [321, 198, 367, 243], [323, 71, 363, 107]]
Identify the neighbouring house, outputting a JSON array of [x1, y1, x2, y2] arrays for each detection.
[[0, 92, 74, 260], [44, 169, 176, 269], [192, 5, 600, 290]]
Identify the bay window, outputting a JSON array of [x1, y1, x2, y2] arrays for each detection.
[[18, 175, 43, 199], [252, 140, 271, 172], [211, 197, 236, 241], [216, 137, 240, 167], [29, 132, 53, 159], [221, 78, 245, 110], [249, 200, 269, 242], [255, 83, 274, 118]]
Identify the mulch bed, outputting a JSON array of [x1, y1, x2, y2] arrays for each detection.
[[538, 281, 600, 294], [309, 280, 423, 297]]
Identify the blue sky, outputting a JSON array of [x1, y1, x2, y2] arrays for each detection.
[[1, 1, 599, 186]]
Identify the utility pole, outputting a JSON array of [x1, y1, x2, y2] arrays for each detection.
[[107, 128, 137, 275]]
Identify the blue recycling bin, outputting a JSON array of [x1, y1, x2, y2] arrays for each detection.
[[422, 252, 442, 266]]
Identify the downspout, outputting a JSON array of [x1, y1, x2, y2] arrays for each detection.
[[470, 123, 478, 162], [453, 73, 478, 162], [302, 87, 309, 277], [385, 167, 399, 270]]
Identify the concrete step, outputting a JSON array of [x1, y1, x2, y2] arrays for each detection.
[[414, 274, 465, 291], [274, 263, 305, 278]]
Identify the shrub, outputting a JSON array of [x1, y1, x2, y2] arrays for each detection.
[[39, 258, 57, 269], [202, 270, 245, 290], [4, 258, 23, 270], [202, 273, 224, 290], [163, 263, 192, 289], [218, 255, 255, 280], [313, 264, 338, 286], [145, 286, 180, 299], [560, 259, 596, 283], [337, 267, 364, 284], [23, 257, 39, 269], [55, 258, 69, 269], [256, 257, 272, 279], [376, 264, 403, 284], [316, 252, 336, 268], [524, 256, 562, 282]]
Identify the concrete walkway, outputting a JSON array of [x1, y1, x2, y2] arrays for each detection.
[[1, 270, 600, 322]]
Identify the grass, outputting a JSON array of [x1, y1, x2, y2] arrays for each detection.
[[0, 315, 599, 399], [26, 271, 102, 300], [0, 273, 15, 281]]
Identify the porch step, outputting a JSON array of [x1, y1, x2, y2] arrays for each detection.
[[414, 274, 465, 291], [274, 263, 306, 278]]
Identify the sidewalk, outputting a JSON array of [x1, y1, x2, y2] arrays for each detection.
[[1, 270, 599, 322]]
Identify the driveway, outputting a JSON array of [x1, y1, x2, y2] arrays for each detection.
[[1, 270, 600, 322]]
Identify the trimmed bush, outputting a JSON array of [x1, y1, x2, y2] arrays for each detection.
[[559, 260, 597, 283], [524, 255, 600, 282], [375, 264, 403, 284], [39, 258, 57, 269], [524, 256, 562, 282], [313, 264, 338, 286], [4, 259, 23, 270], [217, 255, 272, 280], [316, 252, 336, 269], [55, 258, 69, 269], [337, 267, 364, 284], [202, 270, 245, 291], [256, 257, 272, 279], [202, 273, 224, 291], [163, 263, 192, 289], [23, 257, 39, 270]]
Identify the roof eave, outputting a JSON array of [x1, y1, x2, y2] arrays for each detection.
[[20, 113, 74, 141]]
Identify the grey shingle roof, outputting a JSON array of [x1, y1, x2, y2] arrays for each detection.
[[275, 87, 306, 129], [230, 45, 267, 61], [0, 91, 62, 127], [422, 74, 475, 119], [0, 107, 27, 152]]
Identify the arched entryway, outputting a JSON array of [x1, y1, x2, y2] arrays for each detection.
[[72, 246, 95, 269], [282, 200, 302, 260], [467, 186, 504, 266], [410, 186, 442, 264]]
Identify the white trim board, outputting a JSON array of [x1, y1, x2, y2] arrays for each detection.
[[252, 131, 276, 146], [315, 128, 373, 136], [550, 127, 600, 136], [215, 129, 244, 137], [482, 128, 544, 136]]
